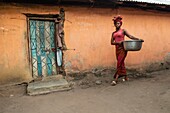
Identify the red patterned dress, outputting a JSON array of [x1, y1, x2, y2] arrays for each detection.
[[112, 29, 127, 78]]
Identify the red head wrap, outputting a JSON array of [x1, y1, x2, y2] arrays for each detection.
[[112, 15, 123, 25]]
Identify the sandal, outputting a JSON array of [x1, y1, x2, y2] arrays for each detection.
[[122, 77, 129, 82], [111, 81, 117, 86]]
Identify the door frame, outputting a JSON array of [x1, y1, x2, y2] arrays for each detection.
[[26, 14, 61, 79]]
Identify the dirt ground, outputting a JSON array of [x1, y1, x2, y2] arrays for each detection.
[[0, 69, 170, 113]]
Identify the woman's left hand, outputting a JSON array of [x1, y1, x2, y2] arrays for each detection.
[[139, 39, 144, 42]]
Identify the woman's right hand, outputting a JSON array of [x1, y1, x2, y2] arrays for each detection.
[[117, 41, 123, 45]]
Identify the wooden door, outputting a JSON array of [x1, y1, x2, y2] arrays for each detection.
[[29, 20, 57, 78]]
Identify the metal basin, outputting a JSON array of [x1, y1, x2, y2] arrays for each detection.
[[123, 40, 144, 51]]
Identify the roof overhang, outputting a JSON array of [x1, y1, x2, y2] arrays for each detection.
[[0, 0, 170, 12]]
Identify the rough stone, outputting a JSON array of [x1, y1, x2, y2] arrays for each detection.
[[95, 80, 102, 85]]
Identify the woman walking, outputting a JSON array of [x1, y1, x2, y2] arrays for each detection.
[[111, 15, 142, 85]]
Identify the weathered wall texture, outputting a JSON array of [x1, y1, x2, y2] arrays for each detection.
[[64, 7, 170, 73], [0, 3, 170, 84], [0, 3, 60, 84]]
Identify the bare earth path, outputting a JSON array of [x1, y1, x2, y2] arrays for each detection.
[[0, 70, 170, 113]]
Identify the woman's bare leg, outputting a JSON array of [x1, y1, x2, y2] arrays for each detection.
[[111, 74, 119, 86], [115, 74, 119, 82]]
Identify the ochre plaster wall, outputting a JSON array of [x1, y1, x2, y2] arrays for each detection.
[[0, 4, 60, 84], [0, 3, 170, 84], [64, 7, 170, 72]]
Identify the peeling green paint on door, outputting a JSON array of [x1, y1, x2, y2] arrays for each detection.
[[29, 20, 57, 77]]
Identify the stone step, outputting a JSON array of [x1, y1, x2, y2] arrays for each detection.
[[27, 78, 72, 96]]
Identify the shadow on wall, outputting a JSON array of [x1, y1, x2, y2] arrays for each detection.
[[144, 62, 169, 73], [143, 52, 170, 73], [0, 76, 26, 85], [65, 53, 170, 80], [66, 61, 170, 80]]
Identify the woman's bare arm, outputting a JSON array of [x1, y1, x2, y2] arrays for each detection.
[[124, 29, 139, 40]]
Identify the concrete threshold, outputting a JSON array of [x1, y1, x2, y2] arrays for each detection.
[[27, 77, 72, 96]]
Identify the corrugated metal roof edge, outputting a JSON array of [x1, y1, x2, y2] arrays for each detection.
[[118, 0, 170, 6]]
